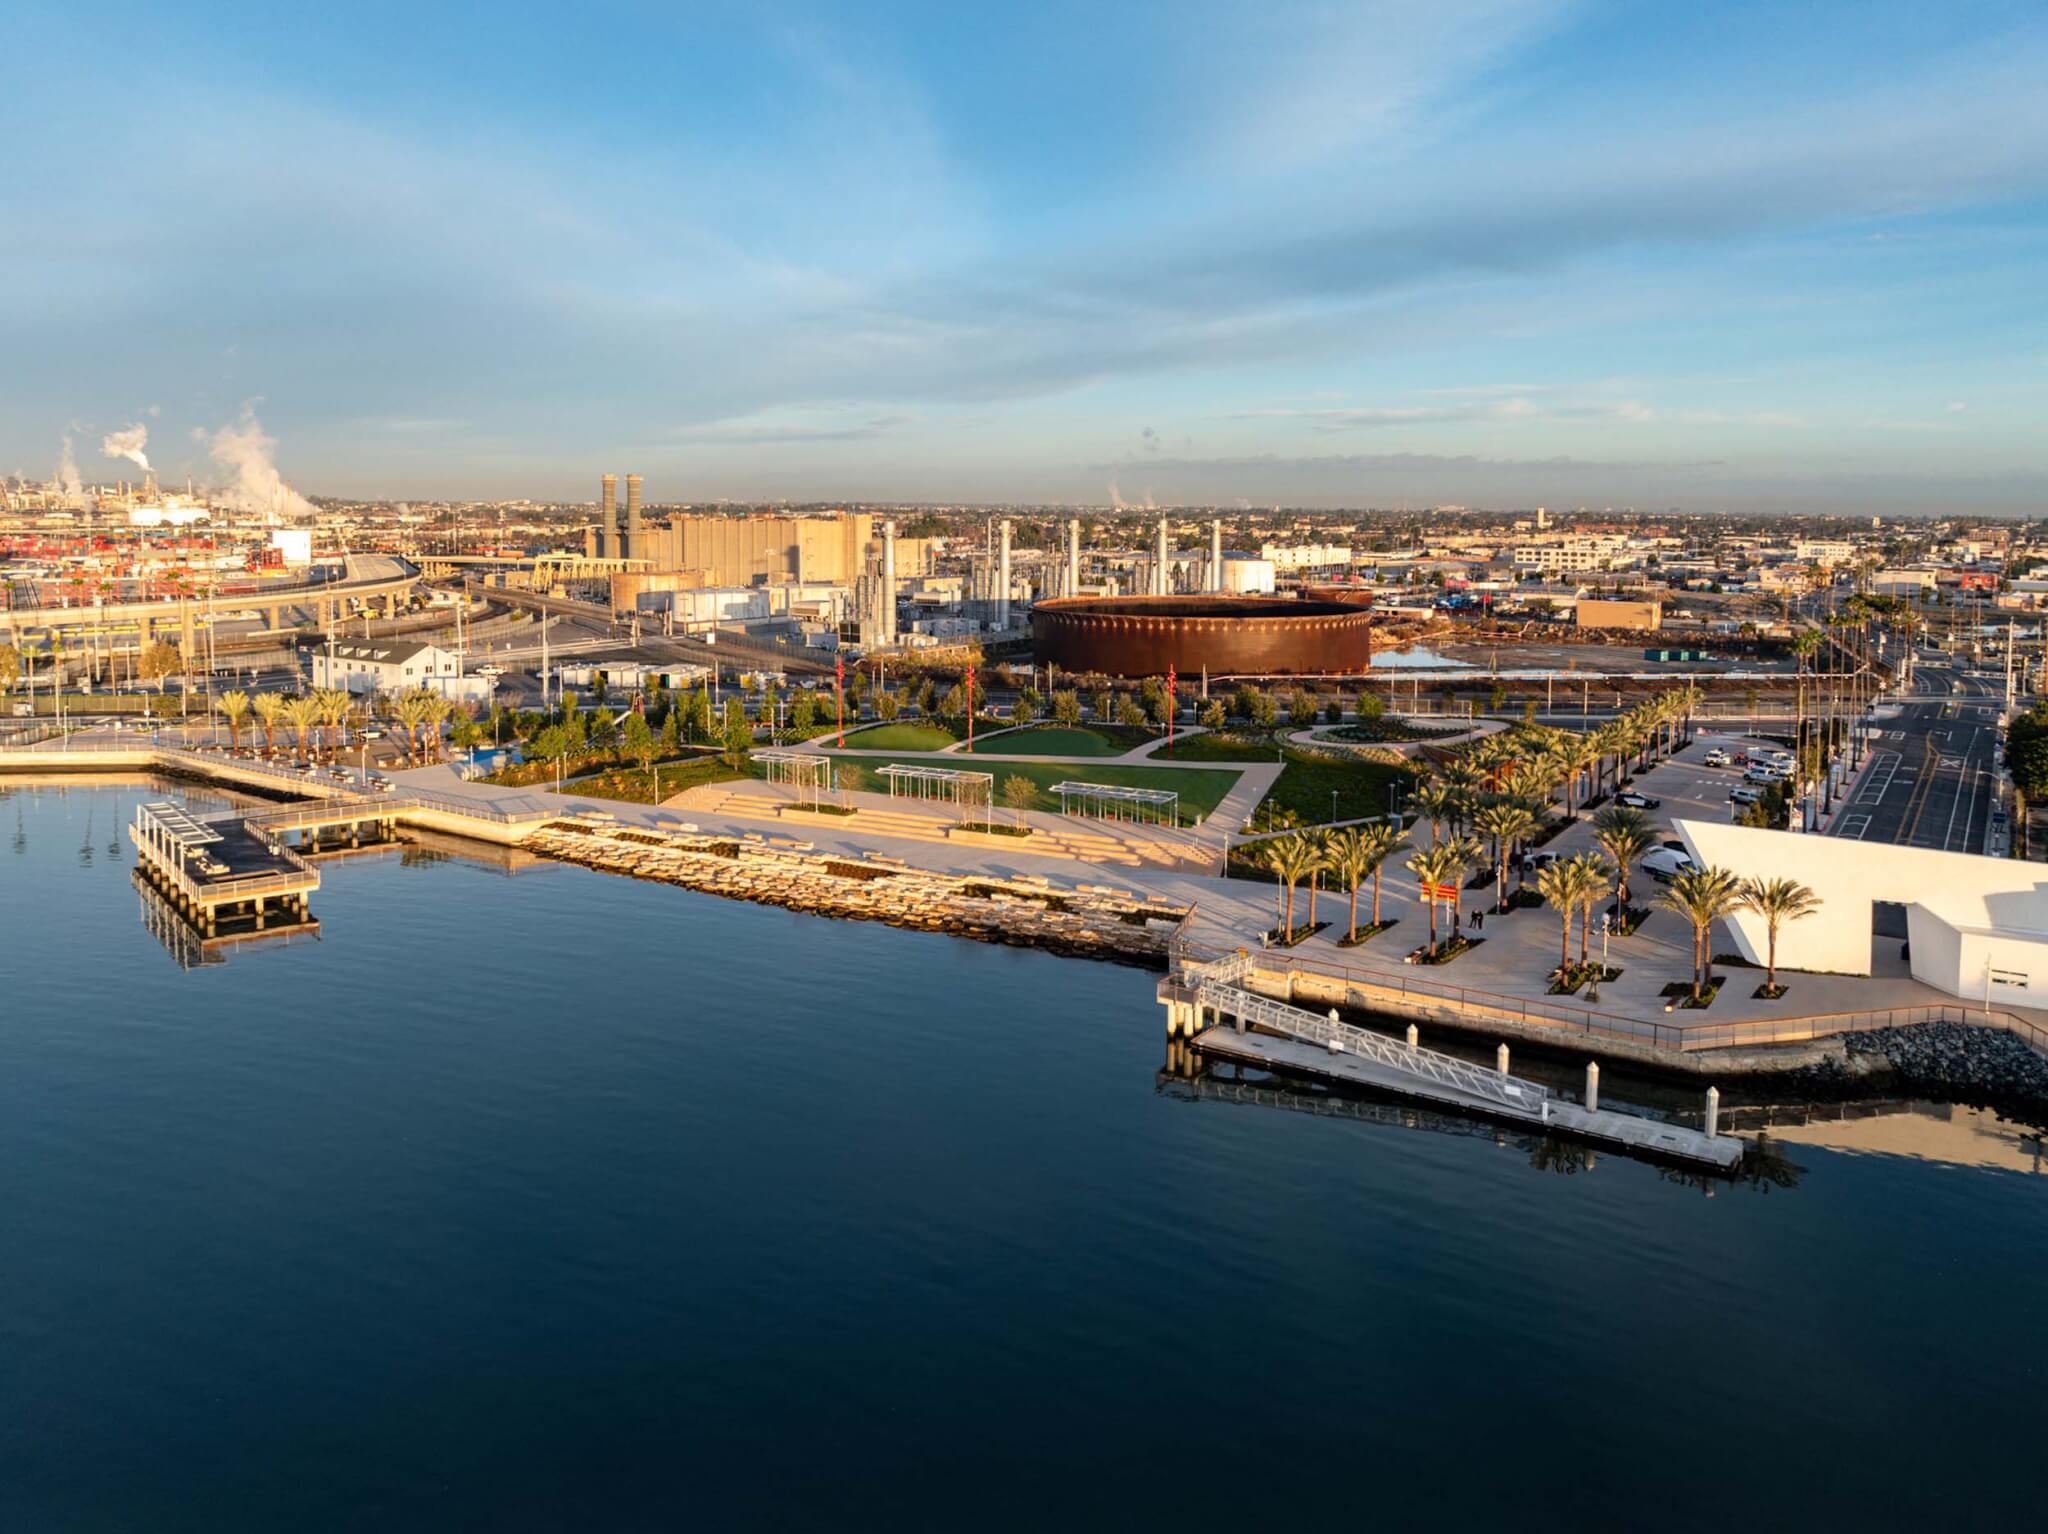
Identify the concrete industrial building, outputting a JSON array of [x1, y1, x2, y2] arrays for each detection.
[[592, 511, 879, 588], [1575, 597, 1662, 631]]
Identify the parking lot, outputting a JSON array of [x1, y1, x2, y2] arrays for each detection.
[[1539, 730, 1799, 874]]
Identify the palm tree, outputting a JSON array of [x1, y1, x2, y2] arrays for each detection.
[[1406, 837, 1478, 959], [421, 693, 455, 763], [392, 694, 427, 764], [1556, 732, 1598, 815], [1738, 876, 1821, 993], [1409, 782, 1458, 847], [314, 688, 351, 758], [1261, 833, 1321, 942], [1326, 822, 1408, 941], [1535, 858, 1582, 972], [1570, 852, 1613, 965], [1474, 799, 1538, 912], [1591, 805, 1656, 911], [1592, 720, 1632, 799], [250, 691, 283, 754], [282, 695, 321, 760], [216, 689, 249, 747], [1659, 865, 1744, 1001]]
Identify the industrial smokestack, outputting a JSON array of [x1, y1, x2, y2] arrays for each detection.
[[625, 473, 642, 561], [882, 519, 898, 644], [600, 474, 617, 558], [1156, 516, 1170, 597], [997, 519, 1012, 631], [1067, 519, 1081, 598], [1210, 519, 1224, 592]]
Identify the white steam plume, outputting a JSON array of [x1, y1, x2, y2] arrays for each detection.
[[202, 405, 316, 521], [102, 423, 151, 472], [56, 436, 82, 499]]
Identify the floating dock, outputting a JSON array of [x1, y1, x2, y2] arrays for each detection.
[[129, 801, 320, 944], [1162, 952, 1743, 1172]]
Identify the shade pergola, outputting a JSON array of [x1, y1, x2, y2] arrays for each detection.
[[877, 763, 993, 822], [756, 749, 834, 808], [1050, 780, 1180, 825]]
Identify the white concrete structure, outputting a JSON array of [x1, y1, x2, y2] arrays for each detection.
[[1066, 519, 1081, 599], [1209, 519, 1224, 592], [1677, 820, 2048, 1009], [1155, 517, 1170, 597]]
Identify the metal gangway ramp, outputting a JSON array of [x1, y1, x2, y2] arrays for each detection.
[[1178, 952, 1743, 1171]]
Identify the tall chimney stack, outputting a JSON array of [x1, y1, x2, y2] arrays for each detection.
[[600, 473, 617, 558], [997, 519, 1013, 631], [624, 473, 643, 561], [1067, 518, 1081, 597], [1210, 519, 1224, 592], [1156, 516, 1170, 597], [882, 519, 898, 644]]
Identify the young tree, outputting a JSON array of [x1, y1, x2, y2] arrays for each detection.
[[623, 711, 659, 794], [1000, 774, 1041, 828], [660, 709, 681, 755], [1289, 688, 1317, 728], [1116, 694, 1147, 728], [876, 689, 902, 721], [1199, 698, 1227, 730], [1247, 688, 1278, 728], [1092, 688, 1115, 723], [1051, 689, 1082, 726], [721, 698, 751, 767], [1324, 695, 1346, 725], [1356, 690, 1386, 722], [790, 688, 817, 734], [139, 640, 183, 693]]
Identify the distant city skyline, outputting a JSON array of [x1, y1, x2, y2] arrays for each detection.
[[6, 0, 2047, 512]]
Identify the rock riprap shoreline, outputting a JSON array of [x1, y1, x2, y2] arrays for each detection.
[[527, 816, 1188, 965]]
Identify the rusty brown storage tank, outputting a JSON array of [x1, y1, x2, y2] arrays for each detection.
[[1032, 595, 1373, 677]]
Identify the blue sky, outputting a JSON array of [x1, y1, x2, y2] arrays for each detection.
[[6, 0, 2046, 511]]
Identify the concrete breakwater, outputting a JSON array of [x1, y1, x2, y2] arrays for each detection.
[[526, 819, 1189, 965]]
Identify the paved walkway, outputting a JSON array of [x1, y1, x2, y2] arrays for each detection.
[[25, 719, 2043, 1044]]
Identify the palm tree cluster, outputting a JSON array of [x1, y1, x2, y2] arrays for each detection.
[[1657, 867, 1821, 1002], [1259, 821, 1409, 945]]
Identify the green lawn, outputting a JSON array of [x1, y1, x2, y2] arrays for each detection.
[[563, 756, 747, 804], [966, 724, 1127, 757], [825, 721, 960, 752], [1157, 730, 1290, 764], [824, 752, 1242, 824]]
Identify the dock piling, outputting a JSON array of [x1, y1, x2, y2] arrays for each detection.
[[1705, 1085, 1720, 1138], [1585, 1062, 1600, 1113], [1405, 1024, 1418, 1048], [1496, 1043, 1510, 1075]]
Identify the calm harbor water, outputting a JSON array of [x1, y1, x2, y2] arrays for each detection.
[[2, 780, 2044, 1530]]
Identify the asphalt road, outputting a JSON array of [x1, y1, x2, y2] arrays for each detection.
[[1830, 659, 2003, 854]]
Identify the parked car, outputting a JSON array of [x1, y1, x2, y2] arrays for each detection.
[[1661, 838, 1687, 852], [1702, 749, 1730, 766], [1729, 786, 1763, 806], [1616, 790, 1661, 809], [1743, 765, 1784, 784], [1518, 849, 1563, 872], [1641, 847, 1698, 881]]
